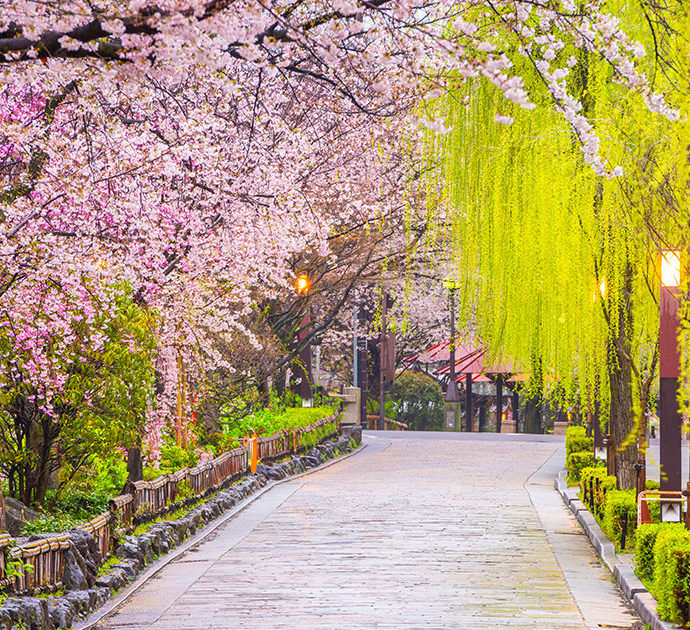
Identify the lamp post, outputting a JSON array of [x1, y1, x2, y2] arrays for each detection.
[[295, 273, 313, 407], [357, 296, 369, 427], [659, 250, 682, 521], [496, 375, 503, 433], [444, 287, 461, 430], [378, 291, 388, 431], [353, 288, 359, 388]]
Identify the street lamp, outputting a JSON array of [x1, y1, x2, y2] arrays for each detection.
[[294, 272, 313, 407], [662, 251, 682, 287], [444, 284, 461, 431], [296, 273, 310, 295], [659, 250, 682, 521]]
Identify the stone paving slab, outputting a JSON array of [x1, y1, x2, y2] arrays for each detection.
[[95, 433, 642, 629], [526, 449, 639, 630]]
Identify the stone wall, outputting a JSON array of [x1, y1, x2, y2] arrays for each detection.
[[0, 430, 361, 630]]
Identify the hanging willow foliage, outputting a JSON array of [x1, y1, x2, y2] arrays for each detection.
[[419, 36, 675, 420]]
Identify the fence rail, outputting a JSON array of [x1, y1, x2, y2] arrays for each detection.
[[4, 533, 70, 593], [0, 532, 12, 591], [637, 490, 686, 527], [0, 412, 341, 595]]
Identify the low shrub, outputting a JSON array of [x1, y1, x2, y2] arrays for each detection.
[[159, 444, 199, 473], [222, 405, 336, 440], [602, 489, 637, 550], [20, 512, 82, 535], [391, 371, 444, 431], [566, 426, 593, 456], [580, 466, 616, 518], [653, 524, 690, 624], [665, 543, 690, 625], [646, 479, 661, 491], [636, 522, 663, 582], [566, 451, 595, 484]]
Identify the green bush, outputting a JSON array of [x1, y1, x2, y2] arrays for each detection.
[[580, 466, 616, 518], [366, 395, 398, 420], [636, 523, 663, 582], [653, 524, 690, 623], [565, 426, 593, 456], [20, 512, 82, 536], [602, 489, 637, 550], [390, 371, 444, 431], [222, 405, 336, 440], [566, 450, 595, 484], [665, 543, 690, 625], [300, 421, 338, 449], [160, 444, 199, 473]]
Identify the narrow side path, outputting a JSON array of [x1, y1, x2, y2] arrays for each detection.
[[526, 449, 638, 629], [93, 433, 640, 629]]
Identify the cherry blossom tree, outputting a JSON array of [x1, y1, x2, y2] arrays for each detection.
[[0, 0, 679, 470]]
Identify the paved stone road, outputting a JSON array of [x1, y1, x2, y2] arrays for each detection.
[[94, 433, 641, 629]]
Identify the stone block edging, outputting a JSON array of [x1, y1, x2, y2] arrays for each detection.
[[0, 428, 363, 630], [555, 471, 677, 630]]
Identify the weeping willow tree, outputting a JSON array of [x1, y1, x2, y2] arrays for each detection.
[[419, 2, 688, 487]]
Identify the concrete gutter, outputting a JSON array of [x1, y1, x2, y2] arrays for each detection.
[[555, 471, 677, 630]]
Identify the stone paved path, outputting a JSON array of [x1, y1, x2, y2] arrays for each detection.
[[93, 433, 641, 629]]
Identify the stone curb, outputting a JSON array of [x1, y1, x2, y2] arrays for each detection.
[[555, 471, 677, 630], [73, 436, 367, 630], [0, 430, 364, 630]]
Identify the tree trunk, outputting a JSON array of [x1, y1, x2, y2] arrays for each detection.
[[608, 265, 637, 490], [609, 357, 636, 488], [127, 446, 144, 483], [524, 398, 542, 434]]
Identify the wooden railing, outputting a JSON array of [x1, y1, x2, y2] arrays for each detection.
[[363, 415, 408, 431], [120, 445, 249, 524], [109, 494, 134, 533], [257, 432, 289, 460], [82, 512, 114, 560], [3, 534, 70, 593], [0, 412, 341, 595], [0, 532, 13, 591]]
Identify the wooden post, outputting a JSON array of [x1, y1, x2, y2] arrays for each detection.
[[478, 403, 486, 432], [251, 435, 258, 473], [465, 373, 473, 432], [379, 292, 387, 431], [358, 301, 368, 427], [512, 390, 520, 432], [659, 252, 682, 520], [496, 375, 503, 433]]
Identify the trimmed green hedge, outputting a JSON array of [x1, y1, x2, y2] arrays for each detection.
[[602, 489, 637, 551], [636, 523, 662, 582], [565, 426, 593, 457], [580, 465, 616, 518], [565, 426, 595, 484], [566, 451, 595, 484], [652, 524, 690, 624]]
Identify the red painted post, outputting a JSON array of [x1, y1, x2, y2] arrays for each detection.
[[659, 250, 682, 522]]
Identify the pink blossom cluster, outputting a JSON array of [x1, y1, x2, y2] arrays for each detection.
[[0, 0, 678, 453]]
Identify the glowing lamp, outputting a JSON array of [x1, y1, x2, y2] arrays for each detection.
[[296, 273, 310, 295], [661, 250, 681, 288]]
